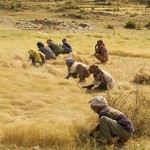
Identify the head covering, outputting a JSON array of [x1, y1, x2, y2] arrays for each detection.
[[97, 40, 104, 45], [89, 96, 108, 108], [28, 49, 36, 55], [47, 39, 53, 44], [28, 49, 42, 63], [62, 38, 67, 43], [65, 58, 75, 63], [89, 64, 102, 75], [37, 42, 44, 48]]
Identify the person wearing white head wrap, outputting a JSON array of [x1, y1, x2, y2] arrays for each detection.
[[65, 58, 90, 82], [89, 96, 134, 146], [89, 96, 108, 108]]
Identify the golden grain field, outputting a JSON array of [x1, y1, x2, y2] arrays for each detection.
[[0, 2, 150, 149]]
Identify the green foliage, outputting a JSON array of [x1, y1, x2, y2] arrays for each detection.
[[0, 2, 5, 9], [125, 21, 136, 29], [69, 13, 83, 19], [63, 0, 79, 9], [0, 1, 22, 10], [10, 1, 22, 9]]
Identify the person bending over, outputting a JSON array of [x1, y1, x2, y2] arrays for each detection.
[[37, 42, 56, 60], [82, 64, 115, 91], [89, 96, 134, 146], [65, 58, 90, 82]]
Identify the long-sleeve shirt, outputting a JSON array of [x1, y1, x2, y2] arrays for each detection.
[[99, 106, 135, 132], [49, 43, 64, 56], [95, 44, 109, 58], [39, 46, 55, 60], [63, 42, 73, 52]]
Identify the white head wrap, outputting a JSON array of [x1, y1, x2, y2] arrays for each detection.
[[89, 96, 108, 108]]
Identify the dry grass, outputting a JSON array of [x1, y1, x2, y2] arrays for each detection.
[[133, 67, 150, 85], [0, 7, 150, 149]]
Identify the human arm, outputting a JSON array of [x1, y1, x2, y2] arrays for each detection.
[[95, 44, 99, 53], [65, 73, 72, 79], [82, 84, 94, 90], [89, 124, 100, 137], [50, 57, 56, 60]]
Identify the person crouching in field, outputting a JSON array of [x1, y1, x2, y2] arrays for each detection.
[[65, 58, 90, 82], [94, 40, 109, 64], [47, 39, 65, 57], [61, 38, 73, 54], [82, 64, 115, 91], [89, 96, 134, 146], [37, 42, 56, 60], [28, 49, 45, 66]]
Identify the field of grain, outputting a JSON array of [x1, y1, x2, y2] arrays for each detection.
[[0, 1, 150, 149]]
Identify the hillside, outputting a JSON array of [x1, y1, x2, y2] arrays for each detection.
[[0, 1, 150, 150]]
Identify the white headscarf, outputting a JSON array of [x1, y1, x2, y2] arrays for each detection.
[[89, 96, 108, 108]]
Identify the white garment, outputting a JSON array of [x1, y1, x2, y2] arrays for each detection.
[[93, 70, 115, 89], [69, 62, 88, 73]]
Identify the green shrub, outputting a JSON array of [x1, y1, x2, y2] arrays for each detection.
[[79, 9, 85, 13], [125, 21, 136, 29], [69, 13, 83, 19], [113, 7, 119, 12], [64, 1, 79, 9], [0, 2, 5, 9], [10, 2, 22, 9]]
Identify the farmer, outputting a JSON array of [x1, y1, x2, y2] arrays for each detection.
[[61, 38, 73, 53], [46, 39, 64, 57], [82, 64, 115, 90], [94, 40, 109, 63], [89, 96, 134, 146], [65, 58, 90, 82], [28, 49, 45, 66], [37, 42, 56, 60]]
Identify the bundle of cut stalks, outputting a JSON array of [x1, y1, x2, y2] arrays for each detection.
[[134, 67, 150, 85]]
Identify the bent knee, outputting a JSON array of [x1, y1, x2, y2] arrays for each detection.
[[100, 116, 108, 122]]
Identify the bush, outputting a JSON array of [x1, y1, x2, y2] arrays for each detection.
[[0, 1, 22, 10], [64, 1, 79, 9], [69, 13, 83, 19], [125, 21, 136, 29]]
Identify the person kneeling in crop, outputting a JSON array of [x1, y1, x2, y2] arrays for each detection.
[[28, 49, 45, 66], [89, 96, 134, 146], [65, 58, 90, 82], [82, 64, 115, 91]]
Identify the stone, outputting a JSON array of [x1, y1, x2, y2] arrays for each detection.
[[32, 145, 41, 150]]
